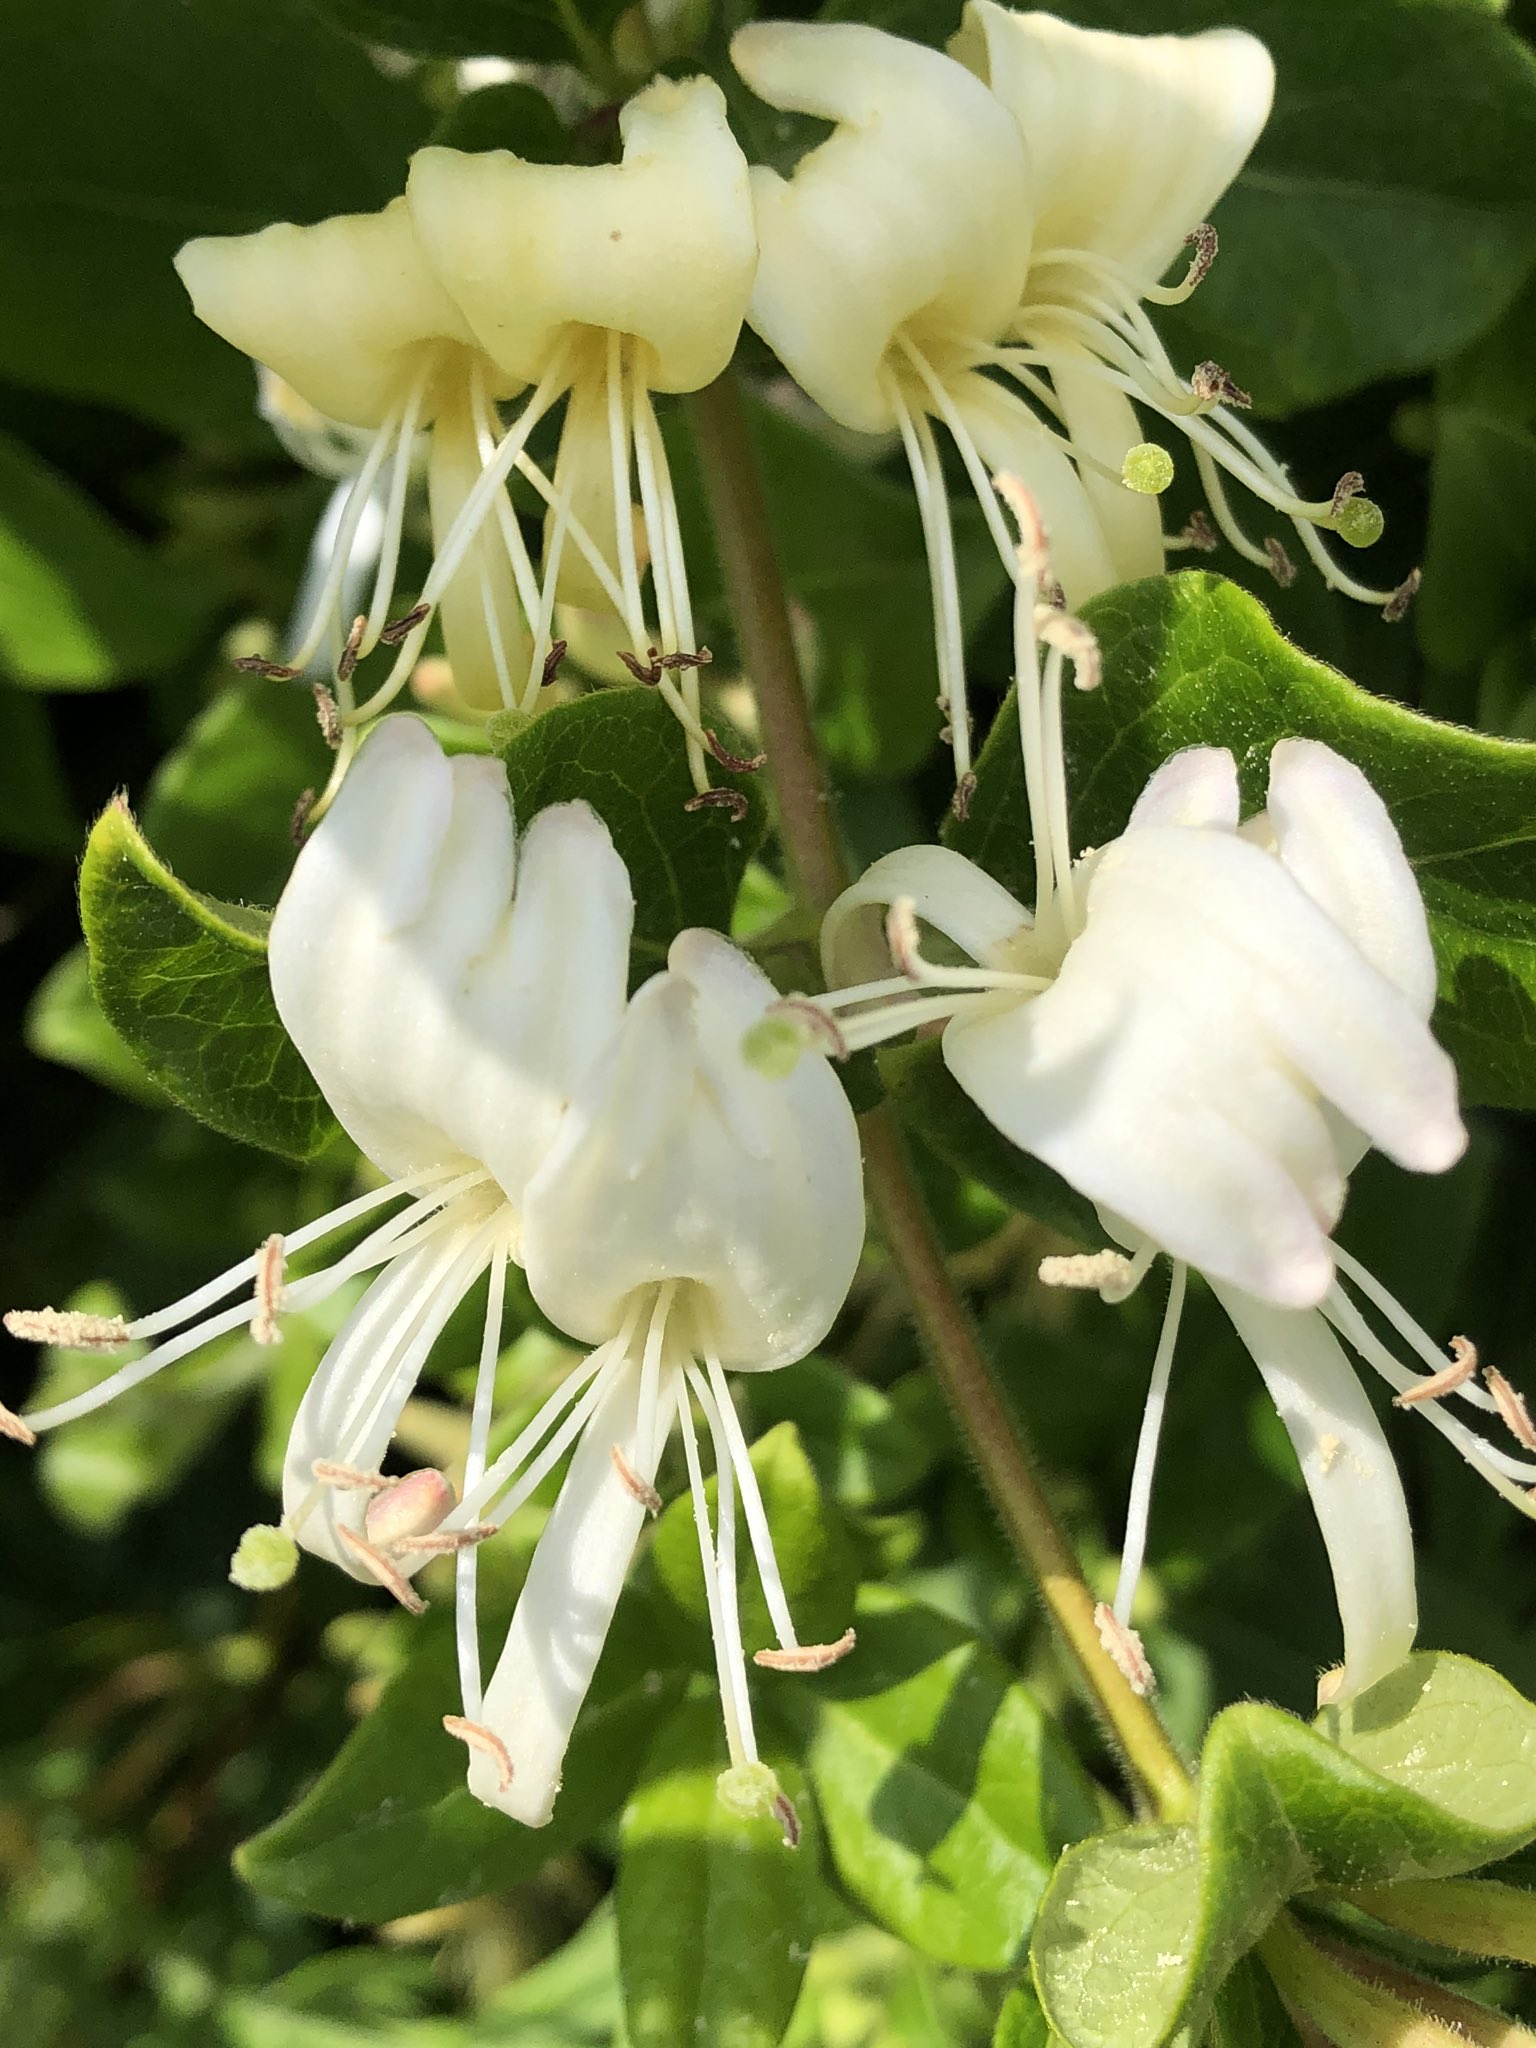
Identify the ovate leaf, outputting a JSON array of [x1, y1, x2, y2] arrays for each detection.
[[616, 1696, 822, 2048], [772, 1587, 1103, 1971], [238, 1589, 686, 1922], [79, 797, 339, 1162], [498, 687, 767, 971], [951, 571, 1536, 1111]]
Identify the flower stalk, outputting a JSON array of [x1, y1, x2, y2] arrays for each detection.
[[688, 369, 1193, 1819]]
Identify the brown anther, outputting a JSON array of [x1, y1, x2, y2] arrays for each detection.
[[1190, 360, 1252, 410], [232, 655, 301, 681], [336, 613, 367, 683], [1382, 568, 1420, 624], [684, 789, 750, 824], [754, 1628, 857, 1674], [885, 896, 924, 982], [290, 789, 316, 844], [251, 1234, 285, 1347], [311, 684, 343, 750], [540, 638, 568, 687], [1037, 608, 1102, 690], [769, 997, 850, 1063], [1264, 537, 1298, 588], [938, 724, 953, 746], [617, 647, 663, 685], [443, 1715, 514, 1791], [0, 1403, 37, 1448], [773, 1790, 802, 1849], [657, 646, 714, 672], [389, 1522, 498, 1556], [3, 1307, 130, 1350], [1394, 1334, 1478, 1408], [706, 730, 767, 775], [312, 1459, 391, 1492], [950, 771, 978, 822], [379, 601, 431, 646], [1182, 222, 1219, 291], [993, 471, 1052, 582], [610, 1443, 663, 1515], [1094, 1602, 1156, 1697], [1485, 1367, 1536, 1453], [1316, 1665, 1347, 1708], [1172, 509, 1221, 554], [1330, 471, 1367, 518], [336, 1523, 427, 1615]]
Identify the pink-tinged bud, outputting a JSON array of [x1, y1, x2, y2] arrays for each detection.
[[364, 1467, 456, 1546]]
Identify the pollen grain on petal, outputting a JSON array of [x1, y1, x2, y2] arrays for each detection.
[[443, 1715, 514, 1791], [4, 1307, 130, 1351], [1094, 1602, 1156, 1697], [754, 1628, 856, 1674]]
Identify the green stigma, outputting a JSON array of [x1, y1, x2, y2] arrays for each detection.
[[230, 1523, 299, 1592], [1121, 443, 1176, 496], [1333, 495, 1385, 549], [716, 1761, 783, 1822], [742, 1013, 806, 1079]]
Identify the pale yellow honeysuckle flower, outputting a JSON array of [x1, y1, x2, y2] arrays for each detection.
[[734, 15, 1409, 800]]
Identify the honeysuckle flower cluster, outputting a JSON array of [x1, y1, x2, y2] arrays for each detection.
[[178, 74, 757, 814], [177, 8, 1414, 822], [4, 718, 864, 1834], [734, 9, 1412, 797], [757, 480, 1530, 1708]]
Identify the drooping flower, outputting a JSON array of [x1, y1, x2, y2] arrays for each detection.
[[733, 15, 1405, 798], [434, 928, 865, 1831], [760, 488, 1529, 1703], [176, 75, 758, 805], [404, 74, 758, 799], [4, 717, 633, 1607]]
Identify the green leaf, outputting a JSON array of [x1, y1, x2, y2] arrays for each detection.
[[743, 1356, 939, 1513], [237, 1589, 687, 1922], [497, 687, 768, 971], [616, 1695, 822, 2048], [0, 427, 210, 686], [772, 1587, 1102, 1971], [951, 571, 1536, 1111], [1032, 1652, 1536, 2048], [79, 797, 339, 1162], [302, 0, 627, 64], [651, 1420, 859, 1654], [880, 1041, 1100, 1247], [995, 1982, 1063, 2048], [0, 0, 430, 435]]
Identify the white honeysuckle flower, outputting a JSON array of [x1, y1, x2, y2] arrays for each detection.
[[435, 927, 864, 1831], [177, 197, 538, 766], [950, 5, 1416, 617], [757, 490, 1532, 1703], [3, 716, 634, 1612], [733, 15, 1409, 797], [405, 74, 759, 801]]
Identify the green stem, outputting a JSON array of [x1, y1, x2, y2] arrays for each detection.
[[688, 371, 1194, 1822]]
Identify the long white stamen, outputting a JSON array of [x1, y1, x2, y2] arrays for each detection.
[[884, 899, 1049, 996], [284, 401, 404, 674], [634, 383, 697, 654], [913, 406, 971, 782], [629, 375, 680, 654], [1330, 1249, 1497, 1413], [1324, 1286, 1536, 1511], [476, 554, 518, 710], [700, 1355, 796, 1650], [630, 376, 709, 792], [357, 353, 435, 669], [1039, 642, 1079, 937], [1009, 545, 1057, 924], [1113, 1260, 1188, 1624], [467, 357, 545, 633], [886, 374, 971, 785], [637, 1282, 676, 1473], [457, 1239, 508, 1722], [509, 449, 634, 623], [678, 1374, 757, 1769], [470, 1345, 627, 1527], [836, 989, 996, 1053], [605, 330, 648, 648], [524, 466, 573, 709], [895, 335, 1027, 573]]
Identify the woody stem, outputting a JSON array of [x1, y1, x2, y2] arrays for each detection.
[[688, 369, 1194, 1822]]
